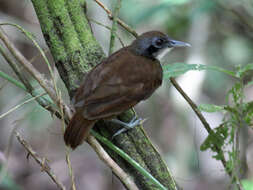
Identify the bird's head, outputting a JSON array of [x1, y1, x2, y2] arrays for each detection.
[[130, 31, 190, 60]]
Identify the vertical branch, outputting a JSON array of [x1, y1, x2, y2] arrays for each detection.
[[108, 0, 121, 55], [58, 92, 77, 190]]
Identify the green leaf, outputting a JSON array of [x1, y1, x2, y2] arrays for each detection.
[[200, 124, 228, 159], [236, 63, 253, 78], [198, 104, 225, 113], [162, 62, 237, 79], [243, 101, 253, 125]]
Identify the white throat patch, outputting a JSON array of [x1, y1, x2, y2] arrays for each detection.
[[153, 47, 173, 61]]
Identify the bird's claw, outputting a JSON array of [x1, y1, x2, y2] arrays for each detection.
[[111, 116, 147, 139]]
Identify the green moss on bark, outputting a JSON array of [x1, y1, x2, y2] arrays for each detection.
[[32, 0, 104, 96]]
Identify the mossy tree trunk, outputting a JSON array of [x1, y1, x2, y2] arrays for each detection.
[[31, 0, 177, 189]]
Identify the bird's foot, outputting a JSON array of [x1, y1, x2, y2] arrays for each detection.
[[111, 116, 147, 138]]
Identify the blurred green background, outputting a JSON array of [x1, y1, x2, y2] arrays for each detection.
[[0, 0, 253, 189]]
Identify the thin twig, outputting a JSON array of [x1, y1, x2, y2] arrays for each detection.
[[108, 0, 121, 55], [58, 91, 76, 190], [65, 150, 76, 190], [30, 49, 50, 64], [0, 28, 55, 102], [0, 23, 69, 120], [92, 0, 138, 38], [169, 77, 229, 173], [0, 23, 57, 95], [0, 27, 71, 119], [89, 18, 125, 47], [0, 44, 33, 92], [15, 131, 66, 190], [0, 44, 62, 119], [0, 92, 46, 119], [232, 79, 245, 190]]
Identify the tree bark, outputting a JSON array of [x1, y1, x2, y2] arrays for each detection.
[[31, 0, 177, 189]]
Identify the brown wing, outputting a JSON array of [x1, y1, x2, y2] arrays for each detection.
[[73, 47, 163, 120]]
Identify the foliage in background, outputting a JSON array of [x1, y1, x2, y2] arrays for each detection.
[[163, 62, 253, 188]]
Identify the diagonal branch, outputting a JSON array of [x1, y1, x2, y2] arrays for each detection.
[[169, 77, 229, 173], [15, 131, 66, 190], [87, 135, 139, 190], [92, 0, 138, 38], [88, 18, 125, 47]]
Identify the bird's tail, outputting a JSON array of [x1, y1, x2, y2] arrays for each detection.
[[64, 113, 95, 149]]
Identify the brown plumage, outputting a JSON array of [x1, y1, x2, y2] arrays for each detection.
[[64, 31, 190, 149]]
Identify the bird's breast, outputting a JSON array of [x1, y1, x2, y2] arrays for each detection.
[[134, 58, 163, 100], [144, 59, 163, 86]]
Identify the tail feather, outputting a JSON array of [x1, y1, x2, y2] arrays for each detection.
[[64, 113, 95, 149]]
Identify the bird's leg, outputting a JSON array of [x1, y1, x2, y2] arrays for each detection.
[[110, 116, 147, 138], [111, 115, 140, 129]]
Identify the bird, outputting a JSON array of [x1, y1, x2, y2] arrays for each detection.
[[64, 31, 190, 149]]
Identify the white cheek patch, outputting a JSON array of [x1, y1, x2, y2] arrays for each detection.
[[154, 47, 173, 61]]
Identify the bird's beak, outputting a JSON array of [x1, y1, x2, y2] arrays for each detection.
[[168, 39, 191, 47]]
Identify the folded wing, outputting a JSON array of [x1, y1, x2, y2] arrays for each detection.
[[73, 47, 162, 120]]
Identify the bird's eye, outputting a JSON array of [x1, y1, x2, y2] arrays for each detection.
[[154, 38, 164, 47]]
